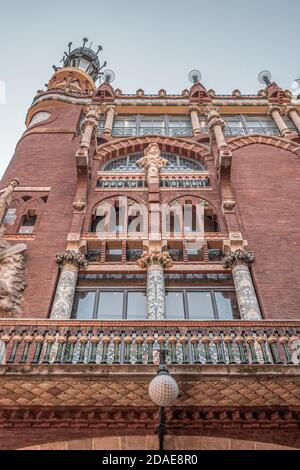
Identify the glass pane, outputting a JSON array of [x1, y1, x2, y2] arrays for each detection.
[[127, 292, 147, 319], [169, 117, 190, 128], [72, 291, 96, 320], [215, 291, 240, 320], [187, 291, 214, 319], [165, 292, 185, 319], [98, 291, 124, 319]]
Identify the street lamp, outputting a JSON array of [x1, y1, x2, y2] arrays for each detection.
[[148, 347, 179, 451]]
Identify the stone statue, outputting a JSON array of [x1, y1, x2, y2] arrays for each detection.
[[137, 143, 169, 182], [0, 178, 27, 317], [0, 178, 19, 227]]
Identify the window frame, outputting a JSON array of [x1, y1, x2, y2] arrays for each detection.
[[71, 285, 238, 320]]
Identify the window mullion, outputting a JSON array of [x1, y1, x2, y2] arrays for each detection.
[[211, 290, 219, 320], [240, 115, 247, 134], [183, 290, 189, 320], [94, 290, 100, 320]]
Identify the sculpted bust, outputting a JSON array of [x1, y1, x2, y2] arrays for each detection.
[[137, 143, 169, 181]]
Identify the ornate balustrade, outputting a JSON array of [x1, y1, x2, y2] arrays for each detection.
[[0, 320, 299, 366]]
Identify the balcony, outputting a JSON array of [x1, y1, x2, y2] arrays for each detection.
[[1, 320, 299, 366]]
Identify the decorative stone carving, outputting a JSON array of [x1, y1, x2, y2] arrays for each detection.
[[0, 178, 19, 226], [207, 116, 226, 132], [137, 248, 173, 269], [136, 143, 169, 182], [80, 106, 99, 133], [56, 250, 88, 270], [222, 199, 236, 213], [222, 249, 255, 269], [0, 239, 27, 317], [72, 199, 86, 211]]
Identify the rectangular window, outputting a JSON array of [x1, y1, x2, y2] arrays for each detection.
[[98, 291, 124, 319], [71, 287, 239, 320], [187, 291, 214, 319], [214, 291, 240, 320], [71, 291, 96, 320], [165, 291, 185, 319], [127, 292, 147, 319]]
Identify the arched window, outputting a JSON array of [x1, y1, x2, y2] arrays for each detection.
[[102, 153, 205, 172], [18, 209, 37, 234]]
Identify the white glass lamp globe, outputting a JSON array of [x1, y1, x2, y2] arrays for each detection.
[[149, 372, 179, 407]]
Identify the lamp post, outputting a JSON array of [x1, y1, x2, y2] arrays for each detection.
[[148, 347, 179, 451]]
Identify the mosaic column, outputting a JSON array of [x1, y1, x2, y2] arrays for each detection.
[[50, 250, 88, 320], [268, 106, 293, 137], [287, 107, 300, 134], [138, 249, 173, 320], [103, 105, 116, 136], [205, 105, 227, 149], [223, 249, 262, 320], [188, 106, 203, 136]]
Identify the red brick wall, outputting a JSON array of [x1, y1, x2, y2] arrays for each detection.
[[232, 143, 300, 320], [0, 104, 82, 317]]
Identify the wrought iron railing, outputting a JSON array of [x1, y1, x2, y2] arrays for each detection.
[[224, 127, 280, 137], [0, 321, 299, 366], [110, 127, 194, 137]]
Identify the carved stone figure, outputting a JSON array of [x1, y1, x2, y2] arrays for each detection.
[[0, 178, 27, 317], [136, 143, 169, 182], [0, 178, 19, 227]]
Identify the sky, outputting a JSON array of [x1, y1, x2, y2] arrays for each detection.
[[0, 0, 300, 178]]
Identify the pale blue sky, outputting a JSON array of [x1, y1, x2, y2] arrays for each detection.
[[0, 0, 299, 178]]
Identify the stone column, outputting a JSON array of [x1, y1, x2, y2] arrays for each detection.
[[287, 107, 300, 134], [188, 106, 203, 136], [268, 106, 293, 137], [223, 249, 262, 320], [50, 250, 88, 320], [205, 105, 227, 149], [138, 249, 173, 320], [80, 106, 99, 149], [103, 105, 116, 136]]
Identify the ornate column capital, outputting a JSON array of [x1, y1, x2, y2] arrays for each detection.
[[80, 106, 100, 133], [207, 116, 226, 132], [137, 249, 173, 269], [55, 250, 88, 270], [268, 105, 284, 116], [287, 106, 300, 117], [204, 105, 220, 118], [187, 105, 201, 115], [222, 249, 255, 269], [104, 104, 116, 115]]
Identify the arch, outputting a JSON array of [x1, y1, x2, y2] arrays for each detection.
[[163, 194, 220, 234], [90, 194, 148, 235], [227, 134, 300, 156], [96, 135, 210, 168]]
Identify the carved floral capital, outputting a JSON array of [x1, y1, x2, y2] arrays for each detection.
[[208, 116, 225, 131], [137, 249, 173, 269], [56, 250, 88, 270], [222, 249, 255, 269]]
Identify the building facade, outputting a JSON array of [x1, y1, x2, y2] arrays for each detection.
[[0, 42, 300, 450]]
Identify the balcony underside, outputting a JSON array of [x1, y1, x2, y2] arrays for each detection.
[[0, 364, 299, 449]]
